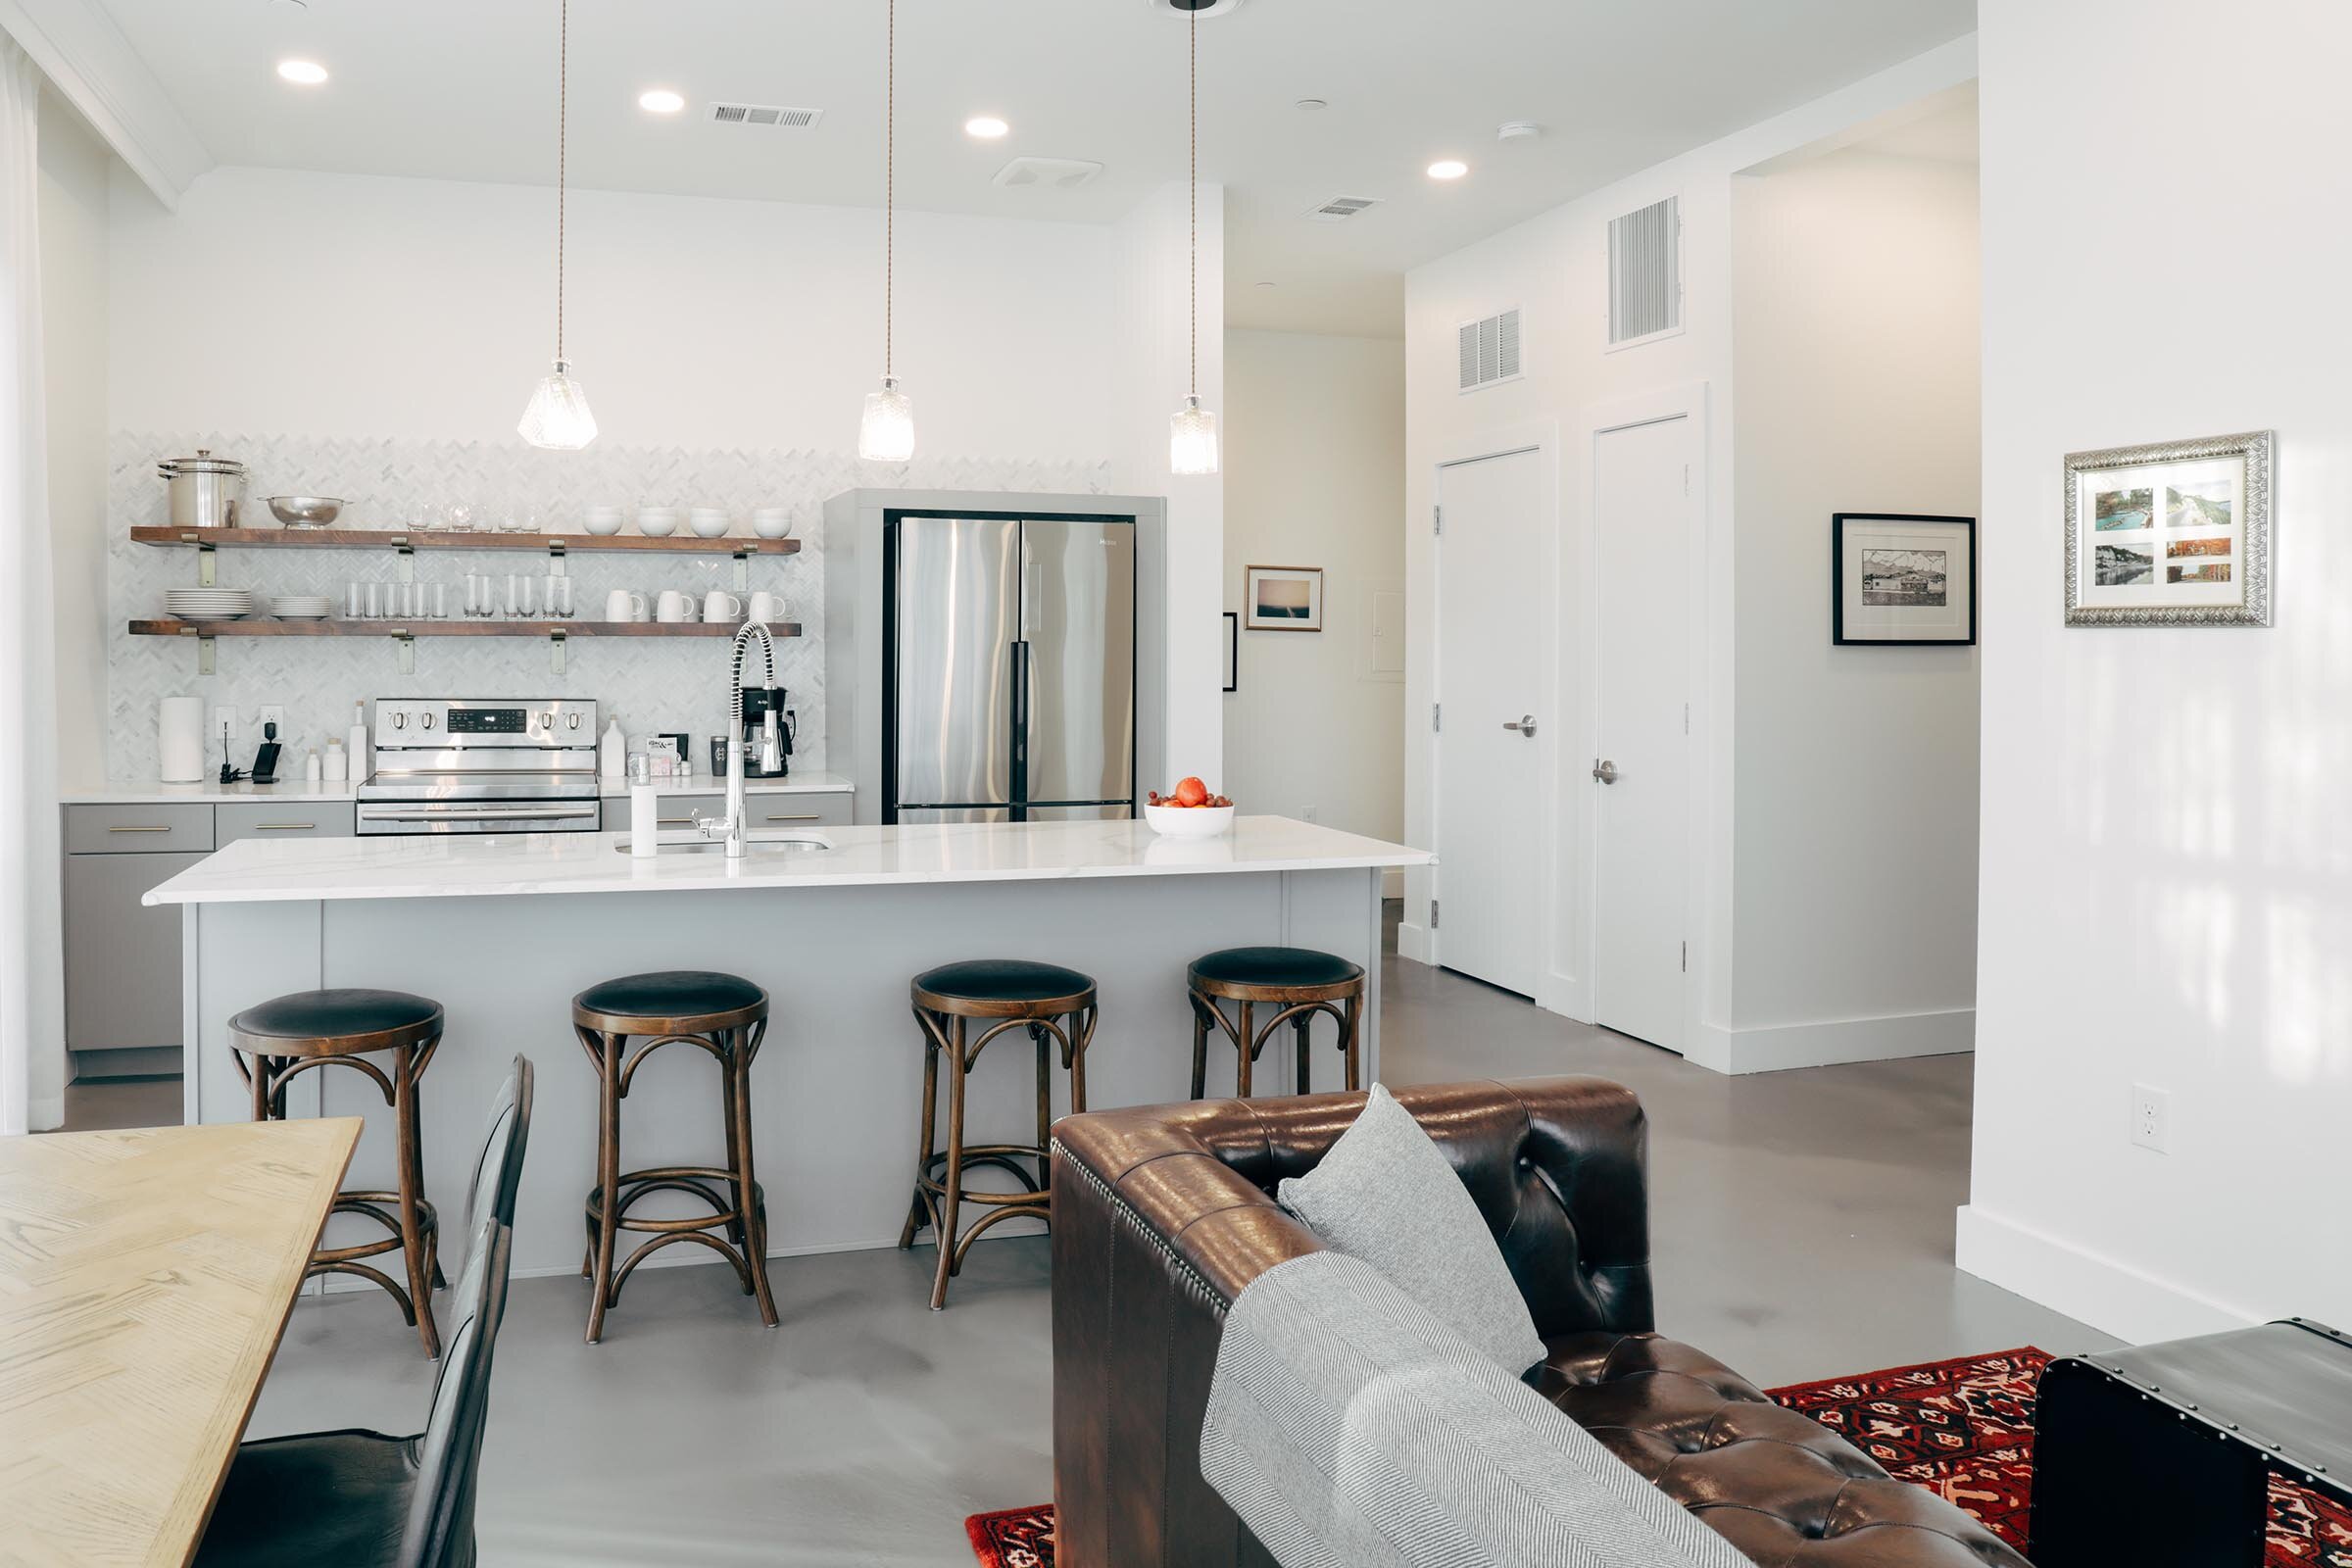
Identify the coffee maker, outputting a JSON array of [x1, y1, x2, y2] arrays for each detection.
[[725, 686, 793, 778]]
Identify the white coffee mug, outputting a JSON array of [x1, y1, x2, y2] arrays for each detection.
[[605, 589, 649, 623], [747, 590, 787, 623], [656, 589, 698, 623], [704, 589, 745, 622]]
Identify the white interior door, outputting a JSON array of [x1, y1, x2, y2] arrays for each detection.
[[1435, 448, 1543, 997], [1592, 416, 1691, 1049]]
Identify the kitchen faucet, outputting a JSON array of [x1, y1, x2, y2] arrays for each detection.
[[700, 620, 782, 858]]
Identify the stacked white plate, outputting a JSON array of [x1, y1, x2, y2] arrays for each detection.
[[270, 595, 334, 620], [164, 588, 256, 621]]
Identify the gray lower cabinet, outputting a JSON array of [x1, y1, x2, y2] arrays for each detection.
[[63, 849, 209, 1079]]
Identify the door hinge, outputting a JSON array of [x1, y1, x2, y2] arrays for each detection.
[[1430, 899, 1441, 930], [1433, 505, 1443, 535], [1432, 703, 1442, 733], [1681, 940, 1688, 973]]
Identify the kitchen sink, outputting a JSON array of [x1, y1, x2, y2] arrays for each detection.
[[615, 833, 834, 857]]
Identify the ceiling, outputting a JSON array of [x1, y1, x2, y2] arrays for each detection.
[[91, 0, 1977, 337]]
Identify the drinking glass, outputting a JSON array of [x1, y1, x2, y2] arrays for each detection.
[[544, 574, 572, 618], [499, 508, 538, 535], [442, 502, 476, 533], [364, 582, 382, 619], [430, 583, 448, 619], [345, 582, 363, 619], [507, 573, 537, 619]]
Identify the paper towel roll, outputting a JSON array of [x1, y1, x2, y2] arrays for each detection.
[[159, 696, 206, 783]]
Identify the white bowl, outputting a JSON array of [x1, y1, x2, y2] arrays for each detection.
[[752, 510, 794, 540], [1144, 803, 1235, 839], [636, 510, 679, 538], [689, 511, 732, 539], [583, 510, 625, 536]]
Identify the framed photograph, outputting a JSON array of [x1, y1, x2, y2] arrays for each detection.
[[1832, 513, 1977, 646], [2064, 430, 2273, 626], [1245, 565, 1323, 632], [1221, 612, 1239, 693]]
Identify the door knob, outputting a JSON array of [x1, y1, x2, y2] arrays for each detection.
[[1592, 760, 1619, 784], [1503, 714, 1538, 736]]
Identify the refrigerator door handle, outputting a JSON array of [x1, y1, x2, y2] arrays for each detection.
[[1009, 637, 1030, 805]]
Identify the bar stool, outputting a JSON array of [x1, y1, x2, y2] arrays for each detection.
[[1188, 947, 1365, 1100], [570, 970, 778, 1344], [898, 959, 1098, 1310], [229, 988, 447, 1357]]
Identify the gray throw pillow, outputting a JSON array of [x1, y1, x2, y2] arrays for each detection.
[[1276, 1084, 1546, 1374]]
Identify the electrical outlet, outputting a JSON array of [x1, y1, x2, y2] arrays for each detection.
[[2130, 1084, 2170, 1153], [1302, 804, 1320, 822], [258, 705, 285, 731], [213, 705, 238, 744]]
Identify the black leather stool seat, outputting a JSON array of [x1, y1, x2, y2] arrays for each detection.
[[1190, 946, 1364, 988], [230, 988, 441, 1045], [574, 969, 765, 1019], [195, 1428, 428, 1568], [913, 958, 1096, 1004]]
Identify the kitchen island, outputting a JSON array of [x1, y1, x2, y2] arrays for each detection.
[[148, 815, 1429, 1280]]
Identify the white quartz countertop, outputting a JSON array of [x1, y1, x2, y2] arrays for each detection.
[[65, 771, 852, 806], [144, 814, 1429, 906]]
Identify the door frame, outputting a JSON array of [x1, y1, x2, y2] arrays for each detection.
[[1426, 422, 1564, 1009], [1576, 381, 1716, 1053]]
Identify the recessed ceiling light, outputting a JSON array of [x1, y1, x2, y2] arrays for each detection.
[[1255, 280, 1276, 289], [1295, 98, 1328, 112], [275, 59, 328, 86], [639, 88, 686, 114], [964, 116, 1010, 139], [1427, 159, 1469, 180]]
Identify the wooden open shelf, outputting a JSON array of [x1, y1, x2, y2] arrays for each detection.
[[129, 526, 800, 556], [129, 618, 801, 639]]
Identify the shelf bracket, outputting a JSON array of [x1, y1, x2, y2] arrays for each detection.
[[392, 632, 416, 674], [197, 544, 217, 588], [549, 630, 567, 674], [395, 543, 416, 584], [197, 633, 216, 676], [733, 550, 750, 591]]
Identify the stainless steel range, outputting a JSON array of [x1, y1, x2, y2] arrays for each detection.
[[357, 698, 602, 835]]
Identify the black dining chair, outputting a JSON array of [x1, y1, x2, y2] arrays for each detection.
[[196, 1059, 532, 1568]]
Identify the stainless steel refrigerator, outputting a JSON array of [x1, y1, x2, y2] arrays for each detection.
[[888, 514, 1137, 824]]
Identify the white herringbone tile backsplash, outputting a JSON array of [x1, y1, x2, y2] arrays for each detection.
[[109, 432, 1111, 780]]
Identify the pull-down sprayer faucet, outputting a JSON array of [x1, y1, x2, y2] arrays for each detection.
[[700, 620, 780, 858]]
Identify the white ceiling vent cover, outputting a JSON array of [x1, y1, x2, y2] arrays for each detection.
[[1303, 194, 1382, 222], [993, 156, 1105, 190], [710, 102, 824, 129], [1457, 308, 1523, 392], [1608, 195, 1681, 346]]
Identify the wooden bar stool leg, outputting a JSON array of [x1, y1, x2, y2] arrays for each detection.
[[1343, 991, 1363, 1091], [717, 1041, 748, 1253], [899, 1015, 940, 1250], [1235, 1001, 1255, 1099], [1189, 998, 1209, 1100], [585, 1030, 622, 1345], [728, 1027, 780, 1328], [1033, 1024, 1053, 1190], [929, 1017, 967, 1312], [1068, 1004, 1090, 1115], [391, 1041, 441, 1358], [1294, 1011, 1313, 1097]]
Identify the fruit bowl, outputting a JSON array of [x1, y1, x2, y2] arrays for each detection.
[[1145, 803, 1235, 839]]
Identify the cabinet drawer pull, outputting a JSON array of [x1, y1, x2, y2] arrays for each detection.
[[253, 823, 317, 831], [763, 813, 819, 823], [106, 824, 172, 834], [658, 816, 695, 826]]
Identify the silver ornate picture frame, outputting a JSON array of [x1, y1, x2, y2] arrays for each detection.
[[2064, 430, 2274, 626]]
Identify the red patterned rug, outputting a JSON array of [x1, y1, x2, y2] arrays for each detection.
[[966, 1346, 2352, 1567]]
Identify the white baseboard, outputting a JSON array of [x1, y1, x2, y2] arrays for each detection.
[[1682, 1005, 1974, 1075], [1396, 920, 1430, 964], [28, 1095, 64, 1132], [1954, 1203, 2261, 1345]]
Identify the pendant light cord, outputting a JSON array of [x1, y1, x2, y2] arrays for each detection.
[[556, 0, 567, 365], [1188, 5, 1198, 401], [884, 0, 896, 382]]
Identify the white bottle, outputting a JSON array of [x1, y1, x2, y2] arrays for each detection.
[[348, 701, 370, 780], [600, 718, 627, 781], [305, 747, 322, 785], [322, 737, 348, 782], [630, 782, 661, 858]]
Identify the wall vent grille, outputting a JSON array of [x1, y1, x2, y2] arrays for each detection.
[[710, 103, 824, 129], [1607, 195, 1681, 345], [1303, 194, 1382, 222], [1456, 307, 1523, 392]]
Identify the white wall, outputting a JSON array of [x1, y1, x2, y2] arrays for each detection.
[[1957, 0, 2352, 1341], [1729, 148, 1981, 1061], [1222, 328, 1403, 843], [38, 87, 108, 788], [1401, 37, 1978, 1068]]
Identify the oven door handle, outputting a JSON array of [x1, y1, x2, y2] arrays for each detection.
[[359, 803, 600, 822]]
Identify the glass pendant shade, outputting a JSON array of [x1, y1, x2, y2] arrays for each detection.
[[517, 361, 599, 450], [858, 376, 916, 463], [1170, 395, 1220, 476]]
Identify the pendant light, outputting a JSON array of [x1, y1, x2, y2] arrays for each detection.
[[858, 0, 915, 462], [1168, 3, 1219, 476], [517, 0, 598, 450]]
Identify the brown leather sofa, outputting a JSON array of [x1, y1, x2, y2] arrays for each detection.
[[1051, 1077, 2030, 1568]]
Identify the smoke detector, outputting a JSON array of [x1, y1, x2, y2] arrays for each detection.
[[1497, 121, 1544, 143], [1149, 0, 1246, 15], [994, 156, 1105, 191]]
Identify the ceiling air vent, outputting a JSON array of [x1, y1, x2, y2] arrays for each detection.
[[1456, 308, 1524, 392], [710, 102, 824, 129], [1607, 195, 1681, 346], [992, 157, 1104, 190], [1303, 194, 1382, 222]]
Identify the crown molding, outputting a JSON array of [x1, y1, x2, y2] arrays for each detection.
[[0, 0, 210, 209]]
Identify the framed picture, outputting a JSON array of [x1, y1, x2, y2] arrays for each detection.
[[1245, 565, 1323, 632], [2065, 430, 2273, 626], [1221, 612, 1239, 693], [1832, 513, 1977, 646]]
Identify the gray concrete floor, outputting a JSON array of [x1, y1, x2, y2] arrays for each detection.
[[62, 935, 2105, 1566]]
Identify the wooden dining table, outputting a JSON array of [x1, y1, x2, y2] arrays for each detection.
[[0, 1116, 361, 1568]]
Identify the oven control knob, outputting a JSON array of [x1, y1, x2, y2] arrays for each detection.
[[567, 712, 581, 731], [420, 712, 435, 729], [538, 710, 555, 730], [392, 711, 407, 729]]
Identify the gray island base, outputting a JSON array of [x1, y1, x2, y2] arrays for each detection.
[[150, 816, 1429, 1282]]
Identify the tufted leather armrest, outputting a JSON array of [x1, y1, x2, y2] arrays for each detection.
[[1050, 1076, 1656, 1568]]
